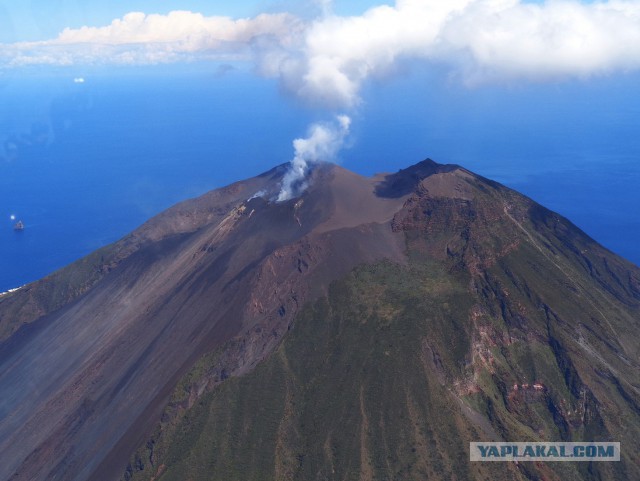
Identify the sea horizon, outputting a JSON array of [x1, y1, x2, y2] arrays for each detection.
[[1, 65, 639, 292]]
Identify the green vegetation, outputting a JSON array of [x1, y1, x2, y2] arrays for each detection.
[[128, 260, 485, 481], [127, 254, 635, 480], [123, 169, 640, 481]]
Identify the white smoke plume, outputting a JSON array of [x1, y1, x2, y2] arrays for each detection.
[[277, 114, 351, 202]]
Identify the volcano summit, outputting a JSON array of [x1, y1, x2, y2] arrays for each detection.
[[0, 159, 639, 481]]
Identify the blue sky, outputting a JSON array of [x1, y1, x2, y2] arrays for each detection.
[[0, 0, 377, 42]]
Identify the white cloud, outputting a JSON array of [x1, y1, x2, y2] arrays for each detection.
[[440, 0, 640, 81], [55, 11, 295, 47], [1, 10, 302, 67], [265, 0, 640, 107], [2, 2, 640, 105]]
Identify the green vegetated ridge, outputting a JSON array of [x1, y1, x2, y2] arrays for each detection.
[[129, 260, 477, 480], [125, 257, 635, 481], [125, 172, 640, 481]]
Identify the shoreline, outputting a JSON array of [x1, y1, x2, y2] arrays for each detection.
[[0, 285, 25, 297]]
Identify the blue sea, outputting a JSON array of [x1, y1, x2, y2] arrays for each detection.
[[1, 64, 639, 292]]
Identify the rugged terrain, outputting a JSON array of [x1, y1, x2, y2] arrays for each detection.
[[0, 159, 639, 481]]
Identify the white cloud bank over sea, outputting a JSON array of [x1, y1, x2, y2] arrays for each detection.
[[2, 1, 640, 107], [0, 11, 301, 68]]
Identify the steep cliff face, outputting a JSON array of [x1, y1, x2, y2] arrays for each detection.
[[1, 159, 639, 481]]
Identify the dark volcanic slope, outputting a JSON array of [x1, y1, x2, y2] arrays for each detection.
[[0, 161, 416, 481], [125, 161, 640, 481], [1, 159, 639, 481]]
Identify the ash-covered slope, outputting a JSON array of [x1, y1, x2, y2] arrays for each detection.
[[1, 159, 639, 481], [0, 160, 418, 481]]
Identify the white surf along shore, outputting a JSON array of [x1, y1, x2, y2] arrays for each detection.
[[0, 285, 25, 297]]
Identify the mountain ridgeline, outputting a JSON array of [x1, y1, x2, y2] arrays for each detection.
[[0, 159, 639, 481]]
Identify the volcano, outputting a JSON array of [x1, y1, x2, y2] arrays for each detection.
[[0, 159, 639, 481]]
